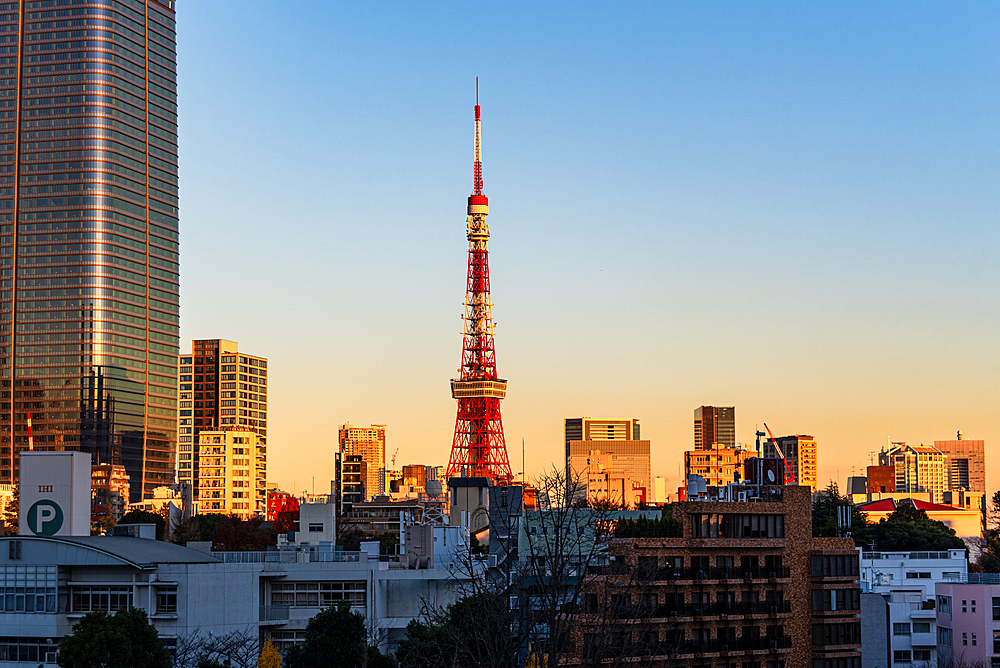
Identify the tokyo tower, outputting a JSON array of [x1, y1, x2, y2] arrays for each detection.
[[445, 80, 514, 484]]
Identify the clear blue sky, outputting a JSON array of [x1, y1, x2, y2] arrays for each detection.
[[177, 2, 1000, 494]]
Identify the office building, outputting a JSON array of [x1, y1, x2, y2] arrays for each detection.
[[867, 465, 895, 494], [177, 340, 267, 502], [572, 484, 861, 668], [763, 434, 819, 492], [402, 464, 427, 488], [693, 406, 735, 450], [935, 433, 986, 493], [196, 429, 266, 519], [565, 417, 650, 504], [860, 549, 967, 668], [0, 1, 180, 502], [881, 444, 946, 501], [339, 424, 385, 500]]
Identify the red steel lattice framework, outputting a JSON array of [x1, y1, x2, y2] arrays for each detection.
[[446, 80, 513, 484]]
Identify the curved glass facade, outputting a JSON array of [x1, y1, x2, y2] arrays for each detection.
[[0, 0, 178, 502]]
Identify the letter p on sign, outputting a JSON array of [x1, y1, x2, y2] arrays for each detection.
[[27, 500, 64, 536]]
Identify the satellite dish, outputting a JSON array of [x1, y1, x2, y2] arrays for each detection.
[[426, 480, 443, 498]]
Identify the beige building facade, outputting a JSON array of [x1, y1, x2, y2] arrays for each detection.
[[565, 417, 650, 505], [339, 424, 386, 501], [934, 434, 986, 493], [178, 340, 268, 502], [683, 447, 749, 487], [196, 429, 267, 519]]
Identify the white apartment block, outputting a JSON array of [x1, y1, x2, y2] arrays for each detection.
[[860, 548, 967, 667]]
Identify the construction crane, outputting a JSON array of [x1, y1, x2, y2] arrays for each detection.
[[762, 423, 795, 484], [391, 448, 399, 469]]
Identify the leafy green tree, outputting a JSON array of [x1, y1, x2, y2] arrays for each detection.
[[118, 509, 167, 541], [284, 600, 395, 668], [58, 607, 170, 668], [858, 504, 967, 551], [614, 507, 682, 537], [812, 481, 870, 538], [397, 592, 517, 668]]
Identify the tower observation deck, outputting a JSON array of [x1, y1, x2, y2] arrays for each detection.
[[445, 80, 514, 484]]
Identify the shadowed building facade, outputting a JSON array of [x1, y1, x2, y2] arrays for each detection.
[[0, 1, 179, 502]]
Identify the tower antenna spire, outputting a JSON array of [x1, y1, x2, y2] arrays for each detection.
[[473, 77, 483, 195], [447, 80, 512, 484]]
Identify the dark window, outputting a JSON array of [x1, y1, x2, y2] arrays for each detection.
[[893, 650, 911, 663], [156, 591, 177, 613], [810, 554, 859, 577], [812, 622, 861, 646]]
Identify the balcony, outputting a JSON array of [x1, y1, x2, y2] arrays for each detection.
[[911, 633, 936, 647], [648, 566, 791, 582], [646, 601, 791, 619], [683, 635, 791, 654], [259, 606, 289, 624]]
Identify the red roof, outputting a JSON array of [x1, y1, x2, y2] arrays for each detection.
[[857, 498, 896, 511], [910, 499, 962, 512]]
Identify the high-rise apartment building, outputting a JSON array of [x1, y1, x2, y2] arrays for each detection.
[[565, 417, 650, 504], [684, 447, 749, 487], [339, 424, 385, 502], [693, 406, 735, 450], [763, 434, 819, 492], [177, 340, 267, 501], [934, 433, 985, 493], [196, 429, 266, 519], [0, 1, 180, 503]]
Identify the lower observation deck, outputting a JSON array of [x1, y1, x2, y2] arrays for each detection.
[[450, 379, 507, 399]]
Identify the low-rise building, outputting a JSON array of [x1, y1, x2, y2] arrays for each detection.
[[0, 527, 470, 663], [935, 573, 1000, 668], [860, 548, 967, 667]]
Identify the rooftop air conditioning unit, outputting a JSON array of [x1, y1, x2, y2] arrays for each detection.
[[737, 491, 748, 502]]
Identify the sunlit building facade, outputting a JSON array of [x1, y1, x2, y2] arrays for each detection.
[[339, 424, 385, 500], [177, 339, 267, 502], [0, 1, 179, 502], [196, 429, 266, 519]]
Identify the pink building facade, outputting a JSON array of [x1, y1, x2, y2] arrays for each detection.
[[936, 576, 1000, 668]]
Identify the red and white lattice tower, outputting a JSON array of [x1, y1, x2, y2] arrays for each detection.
[[445, 80, 513, 484]]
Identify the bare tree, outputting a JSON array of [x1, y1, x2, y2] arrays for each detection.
[[172, 627, 263, 668]]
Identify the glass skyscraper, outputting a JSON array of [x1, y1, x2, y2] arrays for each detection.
[[0, 0, 179, 502]]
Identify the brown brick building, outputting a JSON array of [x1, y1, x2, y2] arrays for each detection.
[[570, 485, 860, 668]]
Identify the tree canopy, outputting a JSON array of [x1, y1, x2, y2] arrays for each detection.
[[171, 514, 275, 550], [396, 592, 517, 668], [856, 504, 967, 552], [614, 508, 682, 537], [284, 600, 395, 668], [118, 509, 167, 541], [811, 482, 870, 538], [58, 608, 170, 668]]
